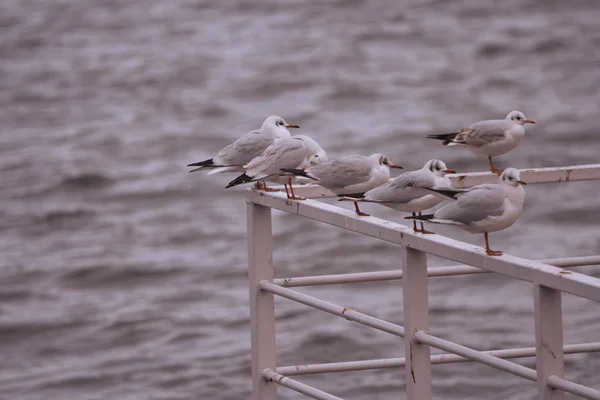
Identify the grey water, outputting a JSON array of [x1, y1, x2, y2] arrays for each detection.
[[1, 0, 600, 399]]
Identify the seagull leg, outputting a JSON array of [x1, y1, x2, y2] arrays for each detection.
[[484, 232, 503, 256], [412, 212, 418, 231], [287, 178, 306, 201], [354, 202, 370, 217], [415, 212, 435, 234], [284, 184, 291, 199], [488, 156, 504, 175], [254, 181, 262, 190]]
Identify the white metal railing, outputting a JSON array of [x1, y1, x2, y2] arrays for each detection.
[[246, 164, 600, 400]]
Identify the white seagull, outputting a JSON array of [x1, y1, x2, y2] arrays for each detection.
[[406, 168, 526, 256], [187, 115, 299, 190], [427, 111, 535, 174], [225, 135, 328, 200], [340, 159, 455, 233], [282, 154, 403, 216]]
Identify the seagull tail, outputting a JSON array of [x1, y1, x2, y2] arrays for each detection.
[[280, 168, 318, 180], [226, 173, 253, 188], [338, 194, 366, 202], [426, 133, 458, 146], [405, 214, 435, 221], [187, 158, 214, 168]]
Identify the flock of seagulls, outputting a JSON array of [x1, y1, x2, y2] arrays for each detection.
[[188, 112, 534, 256]]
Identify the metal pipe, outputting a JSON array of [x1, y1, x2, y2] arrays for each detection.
[[414, 331, 537, 381], [262, 369, 343, 400], [259, 281, 405, 337], [547, 375, 600, 400], [276, 342, 600, 376], [272, 255, 600, 287], [248, 189, 600, 302]]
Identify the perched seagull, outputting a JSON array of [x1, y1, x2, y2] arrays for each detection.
[[406, 168, 526, 256], [225, 135, 328, 200], [340, 159, 455, 233], [282, 154, 402, 216], [427, 111, 534, 174], [187, 115, 299, 190]]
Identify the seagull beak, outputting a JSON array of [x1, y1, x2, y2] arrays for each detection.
[[286, 124, 300, 128], [524, 120, 535, 124], [443, 169, 456, 174], [389, 164, 403, 169], [517, 180, 527, 185]]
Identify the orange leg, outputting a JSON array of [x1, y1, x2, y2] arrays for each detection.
[[412, 212, 418, 231], [287, 178, 305, 200], [484, 232, 502, 256], [284, 184, 291, 198], [488, 156, 504, 175], [354, 202, 370, 217]]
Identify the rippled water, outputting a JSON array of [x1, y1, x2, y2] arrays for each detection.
[[1, 0, 600, 399]]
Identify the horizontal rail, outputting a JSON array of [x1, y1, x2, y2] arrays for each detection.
[[547, 375, 600, 400], [449, 163, 600, 188], [276, 342, 600, 376], [414, 331, 537, 381], [262, 369, 343, 400], [259, 281, 405, 337], [287, 164, 600, 198], [273, 255, 600, 287], [248, 190, 600, 303]]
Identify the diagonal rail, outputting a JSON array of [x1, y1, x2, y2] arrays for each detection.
[[247, 190, 600, 302]]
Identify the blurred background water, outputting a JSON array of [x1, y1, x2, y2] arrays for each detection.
[[1, 0, 600, 399]]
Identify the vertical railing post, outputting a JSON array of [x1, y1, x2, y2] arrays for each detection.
[[534, 284, 564, 400], [247, 200, 277, 400], [402, 247, 432, 400]]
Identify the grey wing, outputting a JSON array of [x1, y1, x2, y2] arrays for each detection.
[[215, 131, 274, 166], [309, 156, 372, 189], [246, 139, 305, 177], [435, 187, 506, 225], [365, 171, 432, 203], [457, 120, 510, 147]]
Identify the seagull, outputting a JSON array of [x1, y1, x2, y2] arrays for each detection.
[[282, 154, 402, 216], [427, 111, 534, 174], [406, 168, 526, 256], [225, 135, 328, 200], [340, 159, 455, 233], [187, 115, 299, 190]]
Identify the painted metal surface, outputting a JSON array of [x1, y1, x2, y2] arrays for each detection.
[[247, 203, 277, 400], [246, 167, 600, 399], [271, 255, 600, 287], [276, 343, 600, 376]]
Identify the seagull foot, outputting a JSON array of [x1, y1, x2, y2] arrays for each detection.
[[414, 228, 435, 234], [486, 248, 503, 256]]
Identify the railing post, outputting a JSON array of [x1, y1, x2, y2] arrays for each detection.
[[534, 284, 564, 400], [402, 247, 432, 400], [247, 201, 277, 400]]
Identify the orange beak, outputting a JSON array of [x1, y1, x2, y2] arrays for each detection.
[[389, 164, 403, 169], [286, 124, 300, 128], [524, 120, 535, 124], [443, 169, 456, 174], [517, 180, 527, 185]]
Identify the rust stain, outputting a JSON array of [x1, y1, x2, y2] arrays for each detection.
[[409, 341, 416, 383]]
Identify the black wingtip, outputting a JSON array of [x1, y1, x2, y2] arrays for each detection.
[[340, 193, 365, 199], [405, 214, 434, 221], [226, 173, 253, 189], [280, 168, 317, 180], [425, 133, 458, 145], [187, 158, 214, 167]]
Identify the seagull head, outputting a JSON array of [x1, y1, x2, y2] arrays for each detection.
[[371, 154, 403, 170], [262, 115, 299, 138], [506, 110, 535, 126], [294, 135, 328, 166], [425, 159, 455, 177], [499, 167, 527, 187]]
